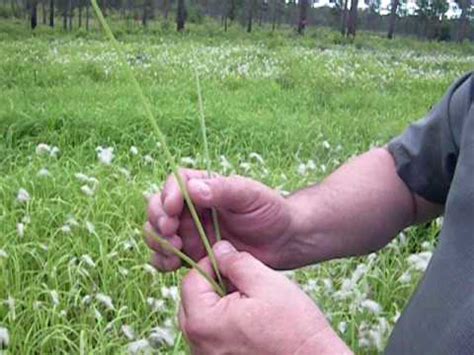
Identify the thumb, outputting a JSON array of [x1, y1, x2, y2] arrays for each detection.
[[188, 175, 260, 212], [213, 241, 277, 298]]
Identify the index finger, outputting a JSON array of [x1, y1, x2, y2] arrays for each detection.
[[180, 256, 220, 317]]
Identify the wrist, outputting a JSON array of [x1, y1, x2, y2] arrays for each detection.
[[294, 326, 353, 355], [275, 192, 330, 269]]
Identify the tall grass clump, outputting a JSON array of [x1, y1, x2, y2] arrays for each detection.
[[91, 0, 225, 295]]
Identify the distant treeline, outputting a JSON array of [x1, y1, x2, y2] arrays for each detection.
[[1, 0, 472, 42]]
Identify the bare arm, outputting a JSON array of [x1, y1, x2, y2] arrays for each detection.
[[279, 148, 443, 269]]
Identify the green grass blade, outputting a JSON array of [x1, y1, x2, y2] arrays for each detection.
[[194, 69, 222, 242], [90, 0, 224, 291], [172, 331, 183, 355], [145, 231, 225, 297]]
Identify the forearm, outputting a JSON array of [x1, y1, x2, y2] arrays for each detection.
[[280, 148, 442, 269]]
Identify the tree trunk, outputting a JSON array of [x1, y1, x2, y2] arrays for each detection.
[[163, 0, 170, 19], [85, 0, 89, 30], [228, 0, 236, 21], [387, 0, 399, 39], [272, 0, 277, 31], [67, 0, 72, 31], [177, 0, 186, 31], [49, 0, 54, 26], [30, 0, 38, 29], [126, 0, 132, 27], [10, 0, 16, 17], [62, 2, 67, 29], [247, 0, 255, 33], [142, 0, 147, 26], [223, 0, 228, 31], [42, 0, 46, 24], [297, 0, 308, 34], [346, 0, 358, 37], [457, 5, 469, 42], [78, 0, 82, 27], [257, 0, 263, 26], [340, 0, 348, 35]]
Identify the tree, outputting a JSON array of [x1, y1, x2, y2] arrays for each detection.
[[100, 0, 106, 17], [142, 0, 153, 27], [67, 0, 73, 31], [257, 0, 268, 26], [367, 0, 381, 24], [30, 0, 38, 29], [272, 0, 284, 31], [42, 0, 46, 24], [228, 0, 237, 21], [340, 0, 349, 35], [85, 0, 89, 30], [247, 0, 256, 32], [49, 0, 54, 27], [163, 0, 170, 19], [456, 0, 471, 42], [346, 0, 359, 36], [78, 0, 82, 27], [177, 0, 187, 31], [387, 0, 400, 38], [416, 0, 449, 38], [297, 0, 309, 34], [62, 0, 67, 29]]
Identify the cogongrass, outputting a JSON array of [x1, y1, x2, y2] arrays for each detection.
[[91, 0, 224, 294], [195, 69, 222, 242]]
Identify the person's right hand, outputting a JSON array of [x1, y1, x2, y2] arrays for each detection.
[[145, 169, 293, 272]]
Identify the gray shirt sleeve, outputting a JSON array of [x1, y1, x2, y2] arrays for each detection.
[[388, 73, 473, 205]]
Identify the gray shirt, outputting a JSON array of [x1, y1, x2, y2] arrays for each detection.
[[386, 72, 474, 355]]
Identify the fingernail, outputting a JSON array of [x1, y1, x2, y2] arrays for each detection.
[[214, 241, 236, 256], [194, 180, 211, 199]]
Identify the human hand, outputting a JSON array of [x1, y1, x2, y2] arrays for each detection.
[[145, 169, 293, 271], [179, 241, 352, 355]]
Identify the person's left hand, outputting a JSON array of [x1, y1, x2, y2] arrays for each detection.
[[179, 241, 352, 355]]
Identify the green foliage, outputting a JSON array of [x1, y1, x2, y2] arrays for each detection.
[[416, 0, 449, 18]]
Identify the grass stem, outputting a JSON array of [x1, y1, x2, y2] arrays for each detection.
[[145, 231, 225, 297], [91, 0, 224, 291], [195, 69, 222, 242]]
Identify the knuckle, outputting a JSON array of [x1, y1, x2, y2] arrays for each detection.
[[227, 252, 253, 272]]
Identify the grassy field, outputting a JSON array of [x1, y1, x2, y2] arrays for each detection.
[[1, 19, 473, 353]]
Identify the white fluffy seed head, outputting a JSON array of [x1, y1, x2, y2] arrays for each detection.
[[17, 223, 25, 238], [81, 185, 95, 197], [127, 339, 151, 354], [36, 143, 51, 155], [17, 188, 31, 203], [81, 254, 96, 268], [49, 146, 60, 158], [121, 325, 136, 340], [0, 327, 10, 348], [37, 168, 51, 177], [50, 290, 60, 307], [96, 146, 115, 165], [85, 221, 96, 234], [360, 299, 382, 314], [148, 326, 175, 347], [95, 293, 115, 311], [130, 146, 139, 155]]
